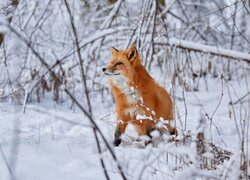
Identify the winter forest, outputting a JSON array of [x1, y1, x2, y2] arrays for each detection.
[[0, 0, 250, 179]]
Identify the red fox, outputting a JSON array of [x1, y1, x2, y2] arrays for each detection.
[[103, 45, 177, 146]]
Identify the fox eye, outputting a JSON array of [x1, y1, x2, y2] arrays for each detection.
[[115, 62, 123, 66]]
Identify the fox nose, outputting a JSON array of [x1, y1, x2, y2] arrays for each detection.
[[102, 68, 106, 72]]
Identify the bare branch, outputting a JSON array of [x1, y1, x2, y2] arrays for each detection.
[[156, 38, 250, 63]]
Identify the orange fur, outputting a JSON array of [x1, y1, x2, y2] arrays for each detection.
[[103, 45, 176, 146]]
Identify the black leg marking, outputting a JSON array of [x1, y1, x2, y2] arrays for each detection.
[[114, 123, 123, 146], [114, 138, 121, 146]]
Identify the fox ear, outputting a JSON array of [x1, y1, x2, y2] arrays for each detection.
[[110, 47, 119, 55], [127, 45, 137, 61]]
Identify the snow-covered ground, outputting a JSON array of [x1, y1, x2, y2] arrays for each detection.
[[0, 0, 250, 179], [0, 66, 249, 179]]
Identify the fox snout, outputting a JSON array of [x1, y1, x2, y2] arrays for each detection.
[[102, 67, 111, 75], [102, 66, 120, 76]]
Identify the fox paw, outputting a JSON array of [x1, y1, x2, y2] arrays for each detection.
[[114, 139, 121, 146]]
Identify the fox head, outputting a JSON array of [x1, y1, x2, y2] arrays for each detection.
[[102, 45, 142, 78]]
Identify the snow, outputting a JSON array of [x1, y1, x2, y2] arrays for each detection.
[[136, 114, 153, 120], [0, 67, 249, 179], [166, 38, 250, 63], [0, 0, 250, 179], [0, 18, 9, 34]]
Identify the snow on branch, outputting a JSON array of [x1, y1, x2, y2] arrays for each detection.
[[157, 38, 250, 63]]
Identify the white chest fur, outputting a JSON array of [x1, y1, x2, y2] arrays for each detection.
[[110, 75, 139, 104]]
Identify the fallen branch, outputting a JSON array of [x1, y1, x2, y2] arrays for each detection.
[[156, 38, 250, 63]]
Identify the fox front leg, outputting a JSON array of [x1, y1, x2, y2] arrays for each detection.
[[114, 122, 127, 146]]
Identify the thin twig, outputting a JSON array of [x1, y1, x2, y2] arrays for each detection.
[[93, 128, 110, 180], [63, 0, 92, 115], [231, 91, 250, 105]]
